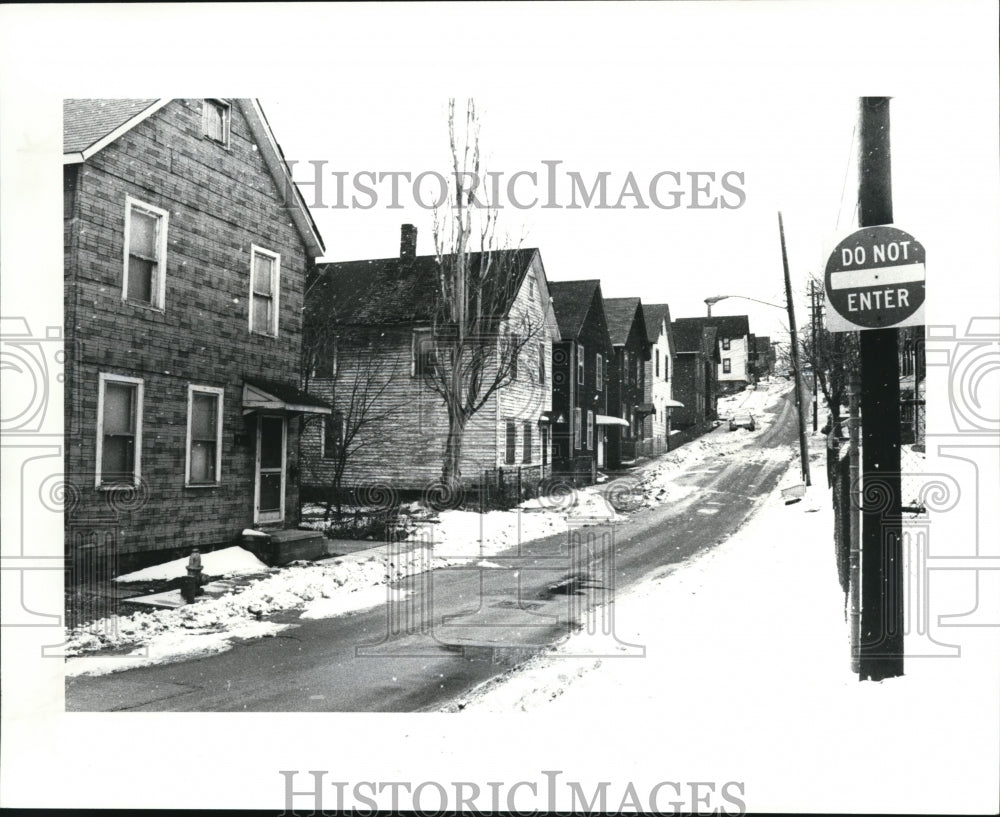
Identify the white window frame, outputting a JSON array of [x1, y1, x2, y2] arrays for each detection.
[[185, 385, 224, 487], [412, 328, 435, 377], [122, 196, 169, 309], [95, 372, 144, 489], [249, 245, 281, 336], [202, 98, 231, 147], [577, 343, 585, 385], [596, 353, 603, 391], [587, 410, 594, 451]]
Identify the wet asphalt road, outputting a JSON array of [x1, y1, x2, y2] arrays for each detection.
[[65, 391, 799, 712]]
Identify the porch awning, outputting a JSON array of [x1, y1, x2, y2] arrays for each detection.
[[662, 399, 685, 408], [635, 402, 656, 415], [595, 414, 629, 427], [242, 378, 332, 415]]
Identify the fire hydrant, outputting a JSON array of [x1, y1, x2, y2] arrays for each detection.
[[182, 548, 203, 603]]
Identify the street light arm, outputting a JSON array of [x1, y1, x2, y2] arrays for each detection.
[[704, 294, 786, 312]]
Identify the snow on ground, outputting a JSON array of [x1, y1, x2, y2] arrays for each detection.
[[447, 442, 998, 811], [114, 545, 269, 582], [64, 379, 792, 675]]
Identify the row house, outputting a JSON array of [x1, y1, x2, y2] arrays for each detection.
[[641, 303, 680, 453], [603, 298, 651, 467], [64, 99, 330, 575], [301, 226, 560, 495], [671, 322, 719, 430], [754, 335, 774, 379], [548, 279, 615, 481], [673, 315, 751, 394]]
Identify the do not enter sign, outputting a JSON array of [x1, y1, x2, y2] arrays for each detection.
[[824, 225, 925, 332]]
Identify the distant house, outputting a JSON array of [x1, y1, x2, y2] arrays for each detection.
[[63, 99, 329, 576], [671, 322, 720, 430], [301, 225, 561, 495], [673, 315, 751, 394], [641, 303, 678, 453], [603, 298, 651, 467], [548, 279, 614, 481], [754, 335, 774, 379]]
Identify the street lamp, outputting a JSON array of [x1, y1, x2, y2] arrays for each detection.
[[704, 294, 786, 316]]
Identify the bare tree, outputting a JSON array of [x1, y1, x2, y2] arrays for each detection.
[[301, 315, 401, 519], [800, 276, 860, 430], [426, 98, 540, 489]]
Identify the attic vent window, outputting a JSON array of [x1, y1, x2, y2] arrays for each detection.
[[203, 99, 231, 146]]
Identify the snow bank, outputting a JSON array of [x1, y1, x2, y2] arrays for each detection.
[[114, 545, 268, 583], [66, 379, 793, 675]]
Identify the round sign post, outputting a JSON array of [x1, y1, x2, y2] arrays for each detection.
[[824, 226, 925, 333]]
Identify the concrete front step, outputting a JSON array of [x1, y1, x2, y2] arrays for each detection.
[[242, 527, 330, 567]]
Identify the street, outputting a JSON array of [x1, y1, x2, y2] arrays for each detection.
[[65, 391, 799, 712]]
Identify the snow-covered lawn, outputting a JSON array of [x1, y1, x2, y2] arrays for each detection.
[[64, 380, 792, 675]]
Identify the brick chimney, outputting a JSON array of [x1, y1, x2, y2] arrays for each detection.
[[400, 224, 417, 260]]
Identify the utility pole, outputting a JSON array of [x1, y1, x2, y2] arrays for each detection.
[[778, 211, 811, 487], [809, 280, 819, 432], [857, 96, 904, 681]]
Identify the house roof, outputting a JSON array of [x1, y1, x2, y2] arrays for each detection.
[[309, 248, 540, 325], [548, 279, 602, 339], [63, 99, 164, 154], [672, 320, 706, 353], [643, 303, 673, 340], [62, 98, 324, 258], [603, 297, 646, 347], [673, 314, 750, 340]]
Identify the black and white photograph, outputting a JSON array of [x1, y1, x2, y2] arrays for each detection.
[[1, 2, 998, 813]]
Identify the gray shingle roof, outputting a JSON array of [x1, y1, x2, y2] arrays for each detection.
[[548, 279, 601, 339], [309, 248, 538, 325], [63, 98, 160, 154], [673, 314, 750, 340], [603, 297, 645, 347], [643, 303, 673, 340]]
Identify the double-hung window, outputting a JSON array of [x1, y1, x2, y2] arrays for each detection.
[[538, 342, 546, 385], [249, 246, 280, 336], [123, 197, 168, 308], [186, 386, 223, 486], [96, 373, 143, 488], [577, 344, 585, 384], [587, 410, 594, 450], [203, 99, 231, 146], [523, 422, 533, 464], [574, 407, 582, 450], [596, 353, 603, 391], [505, 420, 517, 465]]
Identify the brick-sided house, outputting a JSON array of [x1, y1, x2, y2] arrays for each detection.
[[603, 298, 651, 467], [641, 303, 678, 453], [547, 279, 615, 481], [673, 315, 751, 395], [64, 99, 330, 576], [301, 226, 561, 495], [671, 322, 720, 430]]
